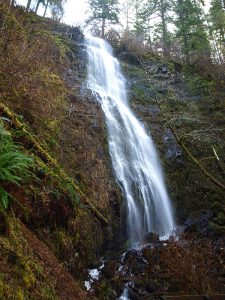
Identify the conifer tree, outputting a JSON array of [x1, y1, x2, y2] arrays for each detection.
[[87, 0, 119, 38], [157, 0, 172, 57], [127, 0, 172, 56], [174, 0, 210, 64], [208, 0, 225, 63]]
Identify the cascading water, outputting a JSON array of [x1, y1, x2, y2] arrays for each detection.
[[86, 35, 174, 248]]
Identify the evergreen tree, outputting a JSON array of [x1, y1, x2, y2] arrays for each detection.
[[50, 0, 64, 20], [174, 0, 210, 64], [132, 0, 144, 34], [87, 0, 119, 38], [121, 0, 133, 30], [35, 0, 44, 13], [26, 0, 32, 11], [128, 0, 172, 56], [208, 0, 225, 63], [157, 0, 172, 57], [147, 0, 173, 57]]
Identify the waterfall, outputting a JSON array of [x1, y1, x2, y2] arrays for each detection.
[[86, 35, 174, 248]]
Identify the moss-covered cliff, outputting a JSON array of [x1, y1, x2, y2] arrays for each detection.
[[0, 3, 121, 299], [120, 52, 225, 232], [0, 2, 224, 299]]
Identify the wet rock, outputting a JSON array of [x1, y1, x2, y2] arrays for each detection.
[[122, 250, 148, 275], [184, 223, 198, 234], [174, 61, 183, 73], [133, 278, 154, 294], [102, 260, 119, 279], [163, 129, 182, 160], [161, 64, 168, 74], [155, 64, 168, 74], [144, 232, 160, 244], [184, 211, 213, 235], [127, 287, 142, 300], [157, 87, 168, 94]]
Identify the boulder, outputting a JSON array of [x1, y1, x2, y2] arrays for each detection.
[[143, 232, 160, 244]]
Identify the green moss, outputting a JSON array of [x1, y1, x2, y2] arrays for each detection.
[[17, 287, 24, 300], [209, 221, 225, 235], [184, 66, 215, 95], [95, 280, 117, 300], [0, 216, 58, 299], [217, 212, 225, 225], [41, 287, 59, 300], [52, 35, 71, 61]]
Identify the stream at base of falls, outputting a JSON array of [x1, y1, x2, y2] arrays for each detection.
[[83, 232, 178, 299]]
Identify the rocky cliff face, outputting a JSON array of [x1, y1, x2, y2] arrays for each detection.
[[0, 5, 122, 298], [0, 3, 224, 298], [119, 53, 225, 232]]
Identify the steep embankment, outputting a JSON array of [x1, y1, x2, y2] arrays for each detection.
[[85, 47, 225, 300], [0, 3, 121, 299], [120, 53, 225, 231], [0, 2, 224, 299]]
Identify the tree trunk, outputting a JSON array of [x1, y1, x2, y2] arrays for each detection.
[[183, 34, 190, 64], [26, 0, 32, 11], [35, 0, 41, 14], [160, 0, 169, 57], [126, 0, 129, 29], [177, 0, 190, 64], [43, 0, 49, 17], [101, 18, 105, 38]]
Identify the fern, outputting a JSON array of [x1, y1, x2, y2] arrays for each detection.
[[0, 120, 33, 210]]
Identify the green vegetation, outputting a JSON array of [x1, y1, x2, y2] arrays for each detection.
[[87, 0, 119, 37], [0, 3, 111, 299], [0, 120, 33, 210], [0, 0, 225, 298], [0, 216, 58, 300]]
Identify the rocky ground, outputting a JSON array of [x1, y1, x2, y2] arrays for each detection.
[[86, 220, 225, 299]]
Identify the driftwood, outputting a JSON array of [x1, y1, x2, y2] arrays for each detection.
[[0, 102, 109, 225]]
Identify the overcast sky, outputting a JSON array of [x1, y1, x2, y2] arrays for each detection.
[[63, 0, 89, 25], [17, 0, 210, 27], [17, 0, 89, 25]]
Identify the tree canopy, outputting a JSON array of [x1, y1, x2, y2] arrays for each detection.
[[87, 0, 119, 37]]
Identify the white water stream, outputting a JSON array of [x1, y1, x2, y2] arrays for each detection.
[[86, 35, 174, 248]]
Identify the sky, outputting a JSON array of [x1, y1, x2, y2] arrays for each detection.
[[63, 0, 89, 26], [17, 0, 211, 27], [17, 0, 89, 25]]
